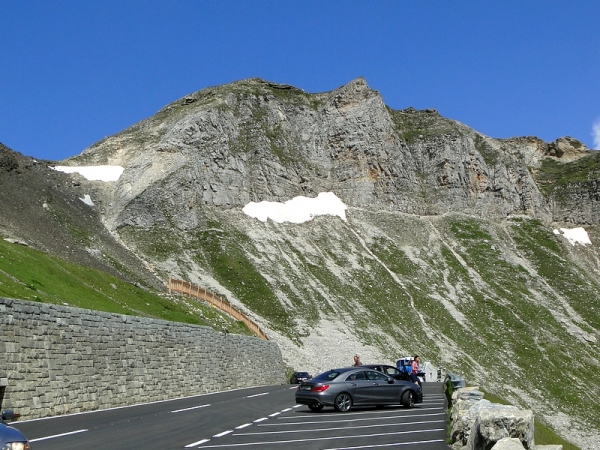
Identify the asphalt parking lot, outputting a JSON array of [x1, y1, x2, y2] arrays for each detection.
[[189, 382, 448, 449]]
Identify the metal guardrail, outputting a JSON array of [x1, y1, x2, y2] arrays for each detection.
[[168, 278, 268, 340]]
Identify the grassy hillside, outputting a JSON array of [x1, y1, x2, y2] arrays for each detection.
[[116, 208, 599, 447], [0, 236, 252, 335]]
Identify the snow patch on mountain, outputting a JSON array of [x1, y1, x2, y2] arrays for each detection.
[[52, 165, 124, 182], [242, 192, 347, 224], [553, 227, 592, 246]]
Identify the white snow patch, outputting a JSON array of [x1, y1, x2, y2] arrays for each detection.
[[242, 192, 347, 224], [51, 165, 124, 182], [79, 194, 94, 206], [553, 227, 592, 246]]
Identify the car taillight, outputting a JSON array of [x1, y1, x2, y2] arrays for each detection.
[[312, 384, 329, 392]]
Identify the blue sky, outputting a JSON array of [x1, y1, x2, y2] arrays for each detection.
[[1, 1, 599, 161]]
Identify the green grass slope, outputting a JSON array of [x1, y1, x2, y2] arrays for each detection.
[[0, 236, 252, 335]]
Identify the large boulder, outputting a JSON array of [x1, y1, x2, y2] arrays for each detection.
[[545, 136, 590, 162], [450, 388, 535, 450], [467, 407, 534, 450], [491, 438, 525, 450]]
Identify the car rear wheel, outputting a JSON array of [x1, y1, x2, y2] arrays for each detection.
[[334, 393, 353, 412], [308, 403, 324, 412], [402, 390, 415, 408]]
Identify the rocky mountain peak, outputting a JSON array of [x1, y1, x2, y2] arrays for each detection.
[[2, 78, 600, 448], [68, 77, 591, 233], [545, 136, 591, 162]]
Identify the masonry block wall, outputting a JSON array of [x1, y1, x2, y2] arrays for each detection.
[[0, 297, 285, 418]]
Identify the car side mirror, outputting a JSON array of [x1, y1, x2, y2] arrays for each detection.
[[387, 377, 394, 384]]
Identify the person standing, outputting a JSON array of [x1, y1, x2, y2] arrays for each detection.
[[353, 355, 362, 366], [410, 355, 421, 386]]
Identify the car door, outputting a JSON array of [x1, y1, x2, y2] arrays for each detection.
[[366, 370, 399, 405], [344, 370, 373, 405]]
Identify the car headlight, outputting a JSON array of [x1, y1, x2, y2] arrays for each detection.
[[2, 442, 30, 450]]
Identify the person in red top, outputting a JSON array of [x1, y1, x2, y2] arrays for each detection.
[[410, 355, 421, 387]]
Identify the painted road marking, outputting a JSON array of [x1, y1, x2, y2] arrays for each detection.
[[29, 429, 88, 442], [324, 438, 446, 449], [185, 438, 210, 447], [266, 412, 446, 426], [214, 430, 233, 437], [237, 419, 445, 436], [186, 428, 445, 448], [172, 404, 211, 413], [246, 392, 269, 398]]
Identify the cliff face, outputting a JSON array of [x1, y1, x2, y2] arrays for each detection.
[[69, 77, 596, 232], [2, 78, 599, 448]]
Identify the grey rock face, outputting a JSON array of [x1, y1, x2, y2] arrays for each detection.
[[41, 78, 600, 449], [468, 408, 534, 450], [490, 438, 526, 450], [65, 77, 564, 231], [450, 389, 534, 450]]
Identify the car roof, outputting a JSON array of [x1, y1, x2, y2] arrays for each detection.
[[359, 364, 395, 368]]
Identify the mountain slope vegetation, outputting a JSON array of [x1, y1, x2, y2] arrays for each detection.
[[0, 78, 598, 448]]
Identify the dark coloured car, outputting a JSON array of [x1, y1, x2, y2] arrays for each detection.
[[0, 410, 30, 450], [295, 367, 423, 412], [290, 371, 312, 384], [360, 364, 410, 382]]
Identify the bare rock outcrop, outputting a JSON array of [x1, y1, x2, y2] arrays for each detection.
[[64, 78, 558, 231], [546, 137, 590, 162]]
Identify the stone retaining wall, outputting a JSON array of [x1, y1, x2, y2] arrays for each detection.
[[449, 387, 563, 450], [0, 297, 285, 418]]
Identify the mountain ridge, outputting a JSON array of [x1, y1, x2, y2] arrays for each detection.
[[1, 77, 599, 448]]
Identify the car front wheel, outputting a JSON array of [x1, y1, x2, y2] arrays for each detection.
[[308, 403, 324, 412], [334, 393, 353, 412], [402, 390, 415, 408]]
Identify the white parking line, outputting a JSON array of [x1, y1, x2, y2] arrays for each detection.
[[214, 430, 233, 437], [187, 428, 445, 448], [246, 392, 268, 398], [253, 417, 268, 423], [235, 423, 252, 430], [236, 419, 445, 436], [268, 412, 280, 417], [283, 406, 444, 420], [185, 438, 210, 447], [325, 438, 446, 449], [29, 429, 88, 442], [263, 412, 446, 426], [171, 404, 211, 413]]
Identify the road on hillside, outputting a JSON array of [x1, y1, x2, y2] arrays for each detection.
[[11, 383, 447, 449]]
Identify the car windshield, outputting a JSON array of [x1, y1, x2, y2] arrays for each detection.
[[312, 370, 345, 381], [296, 372, 309, 377]]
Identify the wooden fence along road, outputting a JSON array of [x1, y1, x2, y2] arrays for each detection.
[[168, 278, 268, 340]]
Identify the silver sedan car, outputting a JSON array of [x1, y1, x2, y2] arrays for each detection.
[[295, 367, 423, 412]]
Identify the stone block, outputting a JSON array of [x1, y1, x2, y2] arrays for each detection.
[[468, 408, 534, 450]]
